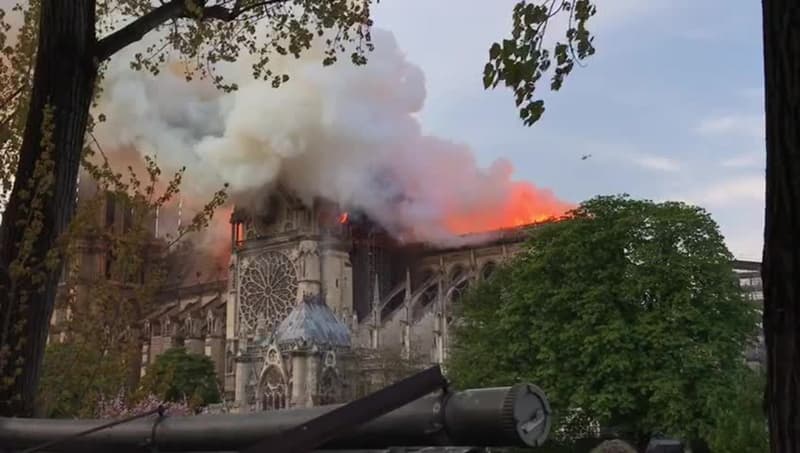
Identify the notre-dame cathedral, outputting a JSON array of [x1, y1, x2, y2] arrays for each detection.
[[129, 187, 530, 413], [51, 179, 766, 415]]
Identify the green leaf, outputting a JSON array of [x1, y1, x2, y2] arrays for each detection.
[[489, 42, 502, 59]]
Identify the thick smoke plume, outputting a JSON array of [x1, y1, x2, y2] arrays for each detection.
[[94, 28, 571, 248]]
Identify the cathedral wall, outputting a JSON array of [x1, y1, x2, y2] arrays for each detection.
[[321, 249, 353, 318], [185, 338, 205, 355], [412, 309, 437, 364], [226, 265, 238, 341], [353, 322, 372, 349], [149, 335, 172, 362], [378, 308, 405, 353], [205, 337, 226, 383]]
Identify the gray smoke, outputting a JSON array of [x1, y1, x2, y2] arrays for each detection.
[[94, 27, 568, 248]]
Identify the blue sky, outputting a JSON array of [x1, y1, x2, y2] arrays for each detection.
[[372, 0, 765, 260]]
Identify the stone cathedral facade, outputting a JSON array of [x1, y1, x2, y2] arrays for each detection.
[[138, 188, 531, 412], [53, 184, 765, 414]]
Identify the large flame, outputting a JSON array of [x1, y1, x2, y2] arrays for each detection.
[[95, 28, 575, 247], [443, 182, 573, 235]]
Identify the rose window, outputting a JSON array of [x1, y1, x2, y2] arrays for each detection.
[[239, 251, 298, 334]]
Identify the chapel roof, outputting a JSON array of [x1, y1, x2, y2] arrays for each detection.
[[274, 293, 351, 348]]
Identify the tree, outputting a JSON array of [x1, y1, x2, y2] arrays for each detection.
[[447, 195, 760, 448], [703, 367, 769, 453], [139, 347, 220, 410], [0, 0, 373, 416], [36, 152, 226, 418], [760, 2, 800, 452]]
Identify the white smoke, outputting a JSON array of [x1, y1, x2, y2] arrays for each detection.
[[94, 28, 568, 246]]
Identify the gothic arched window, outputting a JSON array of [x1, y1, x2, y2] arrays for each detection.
[[449, 266, 469, 305], [413, 272, 439, 323], [480, 261, 497, 281], [260, 366, 288, 411], [418, 270, 438, 308], [239, 251, 298, 335]]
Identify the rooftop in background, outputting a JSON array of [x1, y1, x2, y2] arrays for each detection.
[[733, 260, 761, 271]]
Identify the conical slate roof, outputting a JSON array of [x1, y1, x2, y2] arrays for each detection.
[[274, 293, 351, 348]]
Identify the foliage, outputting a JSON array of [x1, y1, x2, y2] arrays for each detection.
[[36, 153, 227, 418], [0, 1, 38, 205], [483, 0, 596, 125], [96, 391, 192, 418], [38, 341, 129, 418], [447, 195, 760, 445], [704, 368, 769, 453], [0, 102, 59, 407], [139, 347, 220, 410]]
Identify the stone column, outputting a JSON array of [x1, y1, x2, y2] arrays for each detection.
[[401, 269, 412, 360], [306, 353, 320, 407], [234, 339, 251, 413], [227, 253, 239, 340], [370, 275, 380, 349], [296, 240, 321, 302], [290, 351, 309, 408], [205, 336, 226, 384], [140, 342, 150, 377]]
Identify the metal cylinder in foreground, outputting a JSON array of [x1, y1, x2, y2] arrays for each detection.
[[0, 384, 551, 452]]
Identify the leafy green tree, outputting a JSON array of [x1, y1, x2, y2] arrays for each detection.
[[139, 347, 220, 410], [448, 195, 760, 447], [38, 341, 129, 418], [36, 152, 226, 418], [704, 368, 769, 453]]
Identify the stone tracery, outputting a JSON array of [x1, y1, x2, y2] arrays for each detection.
[[318, 367, 339, 406], [260, 366, 288, 410], [239, 251, 299, 335]]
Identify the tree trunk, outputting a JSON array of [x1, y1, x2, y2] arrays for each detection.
[[762, 0, 800, 451], [0, 0, 97, 417]]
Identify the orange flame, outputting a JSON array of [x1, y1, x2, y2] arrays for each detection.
[[443, 182, 573, 235], [338, 212, 349, 224]]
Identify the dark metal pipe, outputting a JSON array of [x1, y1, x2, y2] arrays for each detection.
[[0, 384, 550, 452]]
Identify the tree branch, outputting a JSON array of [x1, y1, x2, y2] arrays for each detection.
[[203, 0, 286, 21], [95, 0, 290, 62], [0, 85, 25, 114], [95, 0, 186, 61]]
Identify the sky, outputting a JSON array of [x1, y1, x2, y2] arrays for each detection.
[[0, 0, 765, 260], [370, 0, 765, 260]]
